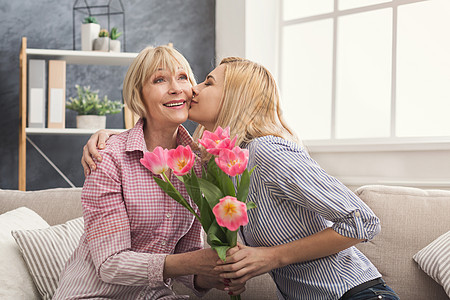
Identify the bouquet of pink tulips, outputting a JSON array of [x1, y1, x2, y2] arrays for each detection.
[[140, 127, 255, 300]]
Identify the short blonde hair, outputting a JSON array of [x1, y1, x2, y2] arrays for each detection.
[[123, 45, 196, 118], [193, 57, 296, 149]]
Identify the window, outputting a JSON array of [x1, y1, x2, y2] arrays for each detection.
[[279, 0, 450, 142]]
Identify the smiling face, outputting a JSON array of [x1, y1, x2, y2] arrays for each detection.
[[123, 46, 196, 133], [141, 67, 192, 130], [189, 64, 226, 131]]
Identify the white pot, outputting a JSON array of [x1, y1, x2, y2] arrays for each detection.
[[109, 40, 121, 52], [81, 23, 100, 51], [93, 37, 111, 52], [76, 115, 106, 129]]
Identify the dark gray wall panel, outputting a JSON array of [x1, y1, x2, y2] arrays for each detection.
[[0, 0, 215, 190]]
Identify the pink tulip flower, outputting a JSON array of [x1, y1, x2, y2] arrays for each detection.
[[213, 196, 248, 231], [198, 126, 237, 155], [167, 145, 195, 176], [215, 146, 249, 177], [140, 146, 169, 175]]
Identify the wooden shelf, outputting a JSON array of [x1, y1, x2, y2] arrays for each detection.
[[26, 48, 138, 66], [19, 37, 138, 190], [26, 127, 126, 135]]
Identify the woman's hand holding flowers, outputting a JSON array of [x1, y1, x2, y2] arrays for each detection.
[[214, 243, 280, 285]]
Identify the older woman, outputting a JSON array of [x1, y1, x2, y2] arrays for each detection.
[[54, 46, 244, 299]]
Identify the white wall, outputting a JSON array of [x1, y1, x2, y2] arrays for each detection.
[[215, 0, 246, 61], [215, 2, 450, 191], [215, 0, 278, 77], [306, 140, 450, 191]]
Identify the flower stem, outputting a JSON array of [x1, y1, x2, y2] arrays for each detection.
[[162, 173, 201, 221]]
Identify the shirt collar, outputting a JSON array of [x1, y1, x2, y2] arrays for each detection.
[[125, 118, 195, 153]]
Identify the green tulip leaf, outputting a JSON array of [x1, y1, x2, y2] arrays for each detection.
[[213, 246, 230, 262], [225, 229, 238, 248], [218, 169, 236, 197], [154, 176, 199, 220], [237, 169, 250, 202], [198, 196, 214, 232], [175, 175, 185, 183], [246, 201, 257, 210], [187, 171, 214, 232], [207, 223, 235, 262], [206, 156, 220, 186], [198, 178, 224, 210], [207, 221, 228, 244]]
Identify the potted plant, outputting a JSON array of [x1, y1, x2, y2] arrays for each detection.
[[93, 27, 122, 52], [93, 29, 110, 52], [81, 16, 100, 51], [66, 85, 123, 129], [109, 27, 122, 52]]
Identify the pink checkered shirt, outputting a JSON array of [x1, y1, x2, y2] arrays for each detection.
[[54, 119, 205, 300]]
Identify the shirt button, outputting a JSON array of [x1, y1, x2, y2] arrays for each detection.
[[355, 211, 361, 217], [161, 241, 166, 246], [166, 213, 171, 218]]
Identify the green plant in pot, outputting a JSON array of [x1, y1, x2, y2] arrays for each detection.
[[67, 85, 123, 129], [93, 27, 122, 52], [81, 16, 100, 51], [110, 27, 122, 40], [93, 29, 109, 52], [83, 16, 98, 24], [109, 27, 122, 52], [98, 28, 109, 38]]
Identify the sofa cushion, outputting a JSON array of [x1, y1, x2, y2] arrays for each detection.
[[413, 230, 450, 297], [0, 188, 83, 225], [0, 207, 49, 300], [12, 217, 84, 300], [355, 185, 450, 300]]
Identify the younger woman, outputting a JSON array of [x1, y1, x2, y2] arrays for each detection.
[[83, 57, 399, 300]]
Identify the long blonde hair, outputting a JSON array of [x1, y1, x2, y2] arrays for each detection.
[[193, 57, 296, 151], [123, 45, 196, 118]]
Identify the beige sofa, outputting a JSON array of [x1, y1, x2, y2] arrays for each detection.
[[0, 185, 449, 299]]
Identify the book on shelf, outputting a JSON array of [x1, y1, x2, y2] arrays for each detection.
[[28, 59, 46, 128], [47, 60, 66, 128]]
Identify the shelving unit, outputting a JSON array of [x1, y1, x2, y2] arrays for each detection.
[[26, 127, 127, 135], [19, 37, 138, 191], [26, 48, 137, 65]]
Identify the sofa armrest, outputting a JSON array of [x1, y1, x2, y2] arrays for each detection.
[[355, 184, 450, 300]]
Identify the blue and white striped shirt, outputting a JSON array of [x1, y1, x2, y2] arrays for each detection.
[[240, 136, 381, 300]]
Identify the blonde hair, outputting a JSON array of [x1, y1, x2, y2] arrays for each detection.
[[193, 57, 296, 151], [123, 45, 196, 118]]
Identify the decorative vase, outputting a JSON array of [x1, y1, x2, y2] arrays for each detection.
[[76, 115, 106, 129], [93, 37, 111, 52], [109, 40, 121, 52], [81, 23, 100, 51]]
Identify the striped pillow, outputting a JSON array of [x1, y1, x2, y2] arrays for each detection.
[[11, 217, 84, 300], [413, 230, 450, 298]]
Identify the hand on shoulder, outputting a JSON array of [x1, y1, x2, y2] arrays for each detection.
[[82, 129, 119, 176]]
